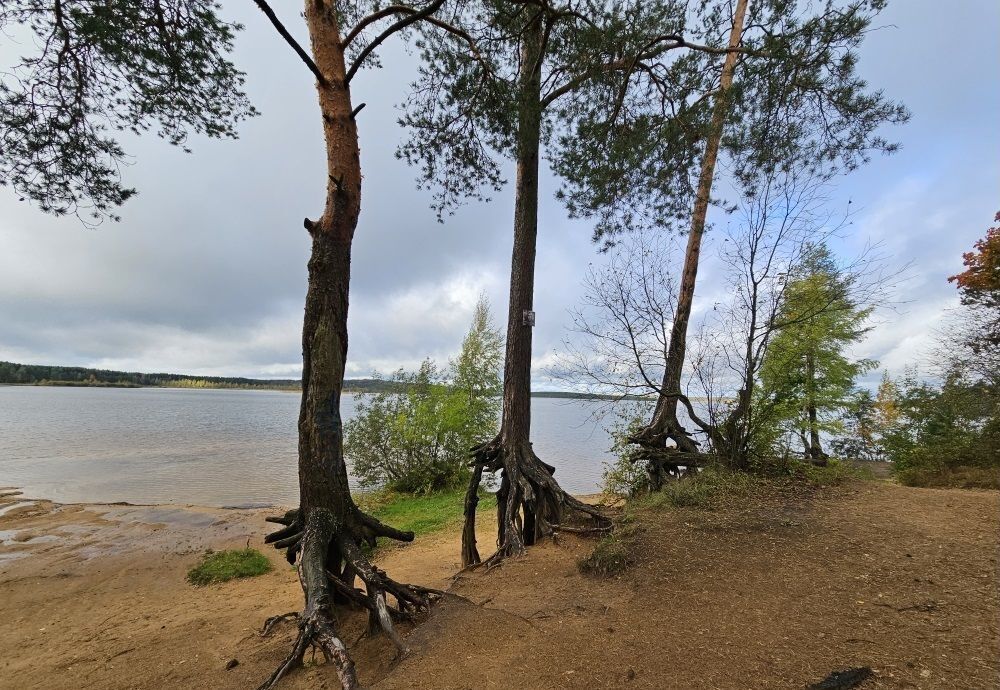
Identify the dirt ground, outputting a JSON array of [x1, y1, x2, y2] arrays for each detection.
[[0, 480, 997, 690]]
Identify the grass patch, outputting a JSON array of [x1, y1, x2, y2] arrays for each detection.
[[581, 460, 869, 578], [783, 458, 867, 486], [629, 461, 864, 513], [355, 489, 497, 546], [578, 520, 643, 578], [896, 465, 1000, 490], [187, 548, 272, 586], [638, 468, 768, 511]]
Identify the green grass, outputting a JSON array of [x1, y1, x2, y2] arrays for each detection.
[[187, 548, 273, 586], [356, 488, 497, 545]]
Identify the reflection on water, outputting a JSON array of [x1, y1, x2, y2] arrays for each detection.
[[0, 387, 623, 506]]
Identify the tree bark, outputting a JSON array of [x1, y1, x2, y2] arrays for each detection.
[[258, 4, 439, 687], [805, 350, 827, 465], [631, 0, 749, 462], [461, 11, 607, 567]]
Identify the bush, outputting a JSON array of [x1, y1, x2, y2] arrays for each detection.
[[187, 548, 272, 586], [783, 458, 865, 486], [602, 405, 653, 498], [345, 296, 502, 494], [648, 468, 764, 509]]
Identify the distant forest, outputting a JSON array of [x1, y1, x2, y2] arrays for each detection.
[[0, 361, 627, 399], [0, 361, 392, 393]]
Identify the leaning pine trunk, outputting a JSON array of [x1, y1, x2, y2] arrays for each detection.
[[632, 0, 750, 466]]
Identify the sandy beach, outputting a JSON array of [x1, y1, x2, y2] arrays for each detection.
[[1, 482, 998, 689]]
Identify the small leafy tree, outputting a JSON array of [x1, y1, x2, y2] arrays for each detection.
[[758, 244, 875, 463], [345, 297, 502, 493]]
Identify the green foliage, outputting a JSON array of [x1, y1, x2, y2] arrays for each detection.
[[186, 548, 272, 586], [831, 388, 884, 461], [344, 296, 502, 494], [602, 403, 652, 498], [878, 367, 999, 482], [556, 0, 909, 243], [0, 0, 255, 222], [756, 243, 875, 457]]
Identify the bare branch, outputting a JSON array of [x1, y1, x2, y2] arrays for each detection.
[[251, 0, 327, 87], [346, 0, 449, 85]]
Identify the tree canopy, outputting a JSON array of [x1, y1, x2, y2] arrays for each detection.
[[0, 0, 256, 222], [555, 0, 910, 244]]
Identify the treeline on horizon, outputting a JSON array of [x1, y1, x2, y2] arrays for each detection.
[[0, 360, 373, 392], [0, 361, 633, 399]]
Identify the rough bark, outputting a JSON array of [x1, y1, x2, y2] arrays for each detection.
[[805, 350, 828, 465], [461, 12, 608, 567], [258, 4, 438, 687], [630, 0, 750, 462]]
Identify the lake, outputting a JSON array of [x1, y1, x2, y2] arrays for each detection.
[[0, 386, 624, 507]]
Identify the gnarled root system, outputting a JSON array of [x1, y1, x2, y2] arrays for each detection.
[[257, 506, 441, 690], [462, 435, 611, 568]]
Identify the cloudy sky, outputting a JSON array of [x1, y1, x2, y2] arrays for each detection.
[[1, 1, 997, 388]]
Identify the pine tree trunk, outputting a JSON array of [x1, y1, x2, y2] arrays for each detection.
[[632, 0, 749, 463], [461, 11, 607, 567], [258, 5, 439, 687], [499, 11, 543, 456]]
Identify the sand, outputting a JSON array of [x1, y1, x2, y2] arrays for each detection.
[[0, 481, 997, 689]]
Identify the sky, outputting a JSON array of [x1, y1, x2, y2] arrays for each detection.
[[1, 1, 998, 389]]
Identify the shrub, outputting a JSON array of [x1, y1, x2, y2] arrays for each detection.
[[602, 404, 653, 498], [187, 548, 272, 586], [897, 465, 1000, 490], [345, 296, 502, 494]]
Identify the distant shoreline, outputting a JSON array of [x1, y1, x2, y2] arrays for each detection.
[[0, 381, 650, 401], [0, 360, 655, 400]]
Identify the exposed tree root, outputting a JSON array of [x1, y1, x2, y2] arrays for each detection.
[[258, 506, 441, 689], [630, 447, 711, 491], [261, 612, 299, 636], [462, 435, 611, 568]]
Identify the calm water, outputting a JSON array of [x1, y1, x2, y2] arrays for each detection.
[[0, 387, 619, 506]]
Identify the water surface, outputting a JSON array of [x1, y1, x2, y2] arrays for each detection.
[[0, 386, 619, 506]]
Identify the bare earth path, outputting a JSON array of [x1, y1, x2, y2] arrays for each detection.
[[0, 481, 996, 689]]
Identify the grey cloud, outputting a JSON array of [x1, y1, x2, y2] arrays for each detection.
[[1, 1, 998, 386]]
